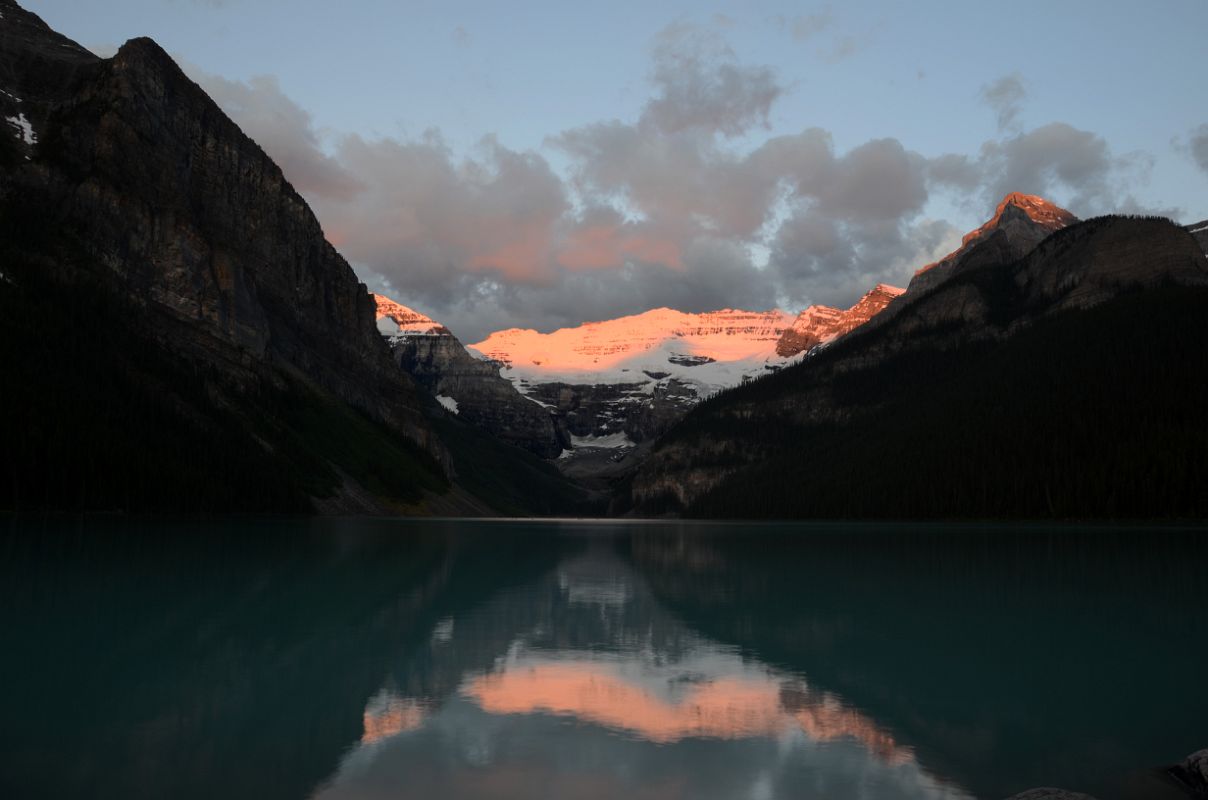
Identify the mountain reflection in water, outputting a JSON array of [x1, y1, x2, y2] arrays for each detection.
[[2, 520, 1205, 800]]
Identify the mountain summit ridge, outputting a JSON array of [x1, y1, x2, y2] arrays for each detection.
[[910, 192, 1079, 294]]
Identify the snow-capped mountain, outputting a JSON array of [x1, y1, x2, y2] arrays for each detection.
[[470, 308, 797, 402], [377, 292, 906, 462]]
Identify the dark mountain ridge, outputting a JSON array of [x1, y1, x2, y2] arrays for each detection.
[[0, 1, 591, 514], [625, 212, 1208, 519]]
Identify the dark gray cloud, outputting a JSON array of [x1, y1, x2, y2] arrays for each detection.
[[980, 74, 1026, 132], [1188, 124, 1208, 174], [769, 209, 959, 308]]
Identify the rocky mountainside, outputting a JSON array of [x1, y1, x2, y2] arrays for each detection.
[[626, 201, 1208, 518], [382, 289, 904, 473], [0, 0, 593, 515], [375, 295, 564, 459], [908, 192, 1079, 295], [775, 284, 904, 357], [1187, 219, 1208, 254]]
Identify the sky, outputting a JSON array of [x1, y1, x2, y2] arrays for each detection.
[[28, 0, 1208, 340]]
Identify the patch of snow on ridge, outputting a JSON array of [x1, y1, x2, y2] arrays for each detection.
[[6, 113, 35, 145], [436, 395, 459, 414], [569, 431, 634, 449]]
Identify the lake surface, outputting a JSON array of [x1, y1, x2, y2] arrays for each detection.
[[2, 519, 1206, 800]]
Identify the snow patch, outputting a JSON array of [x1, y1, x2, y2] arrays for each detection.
[[6, 113, 35, 145], [1189, 223, 1208, 234], [569, 431, 634, 449], [436, 395, 459, 415]]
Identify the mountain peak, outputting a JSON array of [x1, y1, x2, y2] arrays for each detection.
[[990, 192, 1078, 231], [775, 283, 903, 358], [373, 294, 449, 336], [911, 192, 1078, 292]]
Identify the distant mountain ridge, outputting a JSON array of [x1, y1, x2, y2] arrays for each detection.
[[378, 293, 911, 467], [775, 284, 904, 358], [366, 193, 1095, 479]]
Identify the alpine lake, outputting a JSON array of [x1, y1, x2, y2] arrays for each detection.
[[2, 519, 1205, 800]]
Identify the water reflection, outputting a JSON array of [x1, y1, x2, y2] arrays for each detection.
[[2, 520, 1205, 800], [320, 544, 959, 800]]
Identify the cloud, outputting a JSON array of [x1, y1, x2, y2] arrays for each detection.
[[1188, 124, 1208, 174], [640, 22, 782, 138], [789, 10, 834, 41], [978, 122, 1124, 212], [323, 131, 569, 289], [770, 212, 960, 307], [980, 74, 1026, 132], [185, 26, 1158, 341]]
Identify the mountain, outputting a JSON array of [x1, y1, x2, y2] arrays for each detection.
[[375, 296, 450, 336], [374, 294, 564, 459], [0, 0, 591, 515], [775, 284, 904, 358], [468, 308, 795, 460], [625, 200, 1208, 518], [908, 191, 1079, 294], [1187, 219, 1208, 254]]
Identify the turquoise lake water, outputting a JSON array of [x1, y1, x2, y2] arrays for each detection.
[[2, 519, 1205, 799]]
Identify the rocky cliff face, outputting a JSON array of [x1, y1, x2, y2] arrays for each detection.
[[908, 192, 1078, 296], [375, 295, 564, 458], [1187, 220, 1208, 255], [775, 284, 904, 358], [0, 2, 435, 450], [0, 1, 464, 512]]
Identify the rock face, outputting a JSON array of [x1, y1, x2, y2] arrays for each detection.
[[1172, 748, 1208, 797], [376, 295, 564, 458], [628, 200, 1208, 517], [1003, 790, 1098, 800], [1187, 220, 1208, 255], [775, 284, 904, 357], [0, 1, 456, 512], [0, 2, 434, 446], [909, 192, 1079, 295]]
